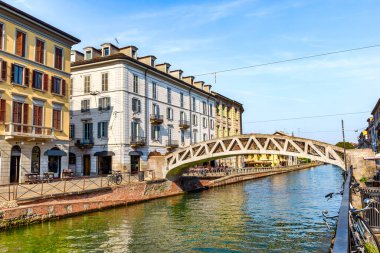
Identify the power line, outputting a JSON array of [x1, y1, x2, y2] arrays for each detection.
[[194, 44, 380, 77], [244, 111, 370, 124]]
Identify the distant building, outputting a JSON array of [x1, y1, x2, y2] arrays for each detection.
[[0, 2, 80, 184], [370, 99, 380, 152]]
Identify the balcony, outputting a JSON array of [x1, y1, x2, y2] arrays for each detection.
[[74, 138, 94, 149], [2, 123, 55, 140], [179, 120, 190, 129], [166, 139, 179, 149], [130, 136, 146, 148], [150, 114, 164, 125]]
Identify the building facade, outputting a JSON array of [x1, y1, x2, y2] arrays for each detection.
[[70, 44, 218, 178], [370, 99, 380, 153], [0, 2, 80, 184]]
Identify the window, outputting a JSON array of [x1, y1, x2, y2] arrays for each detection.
[[180, 92, 184, 108], [167, 107, 173, 120], [203, 101, 207, 115], [69, 152, 76, 165], [133, 75, 138, 93], [15, 30, 26, 57], [12, 101, 24, 132], [216, 103, 220, 115], [98, 97, 110, 111], [203, 134, 207, 141], [52, 109, 61, 131], [84, 75, 91, 93], [180, 129, 185, 144], [52, 77, 62, 94], [152, 82, 157, 99], [70, 78, 73, 96], [151, 125, 160, 140], [12, 64, 24, 85], [132, 98, 141, 113], [210, 119, 214, 130], [193, 130, 197, 143], [81, 99, 90, 112], [103, 47, 110, 56], [54, 47, 63, 70], [202, 117, 207, 128], [33, 105, 43, 134], [131, 121, 140, 140], [35, 39, 45, 64], [85, 50, 91, 60], [0, 60, 7, 81], [167, 87, 171, 104], [32, 71, 43, 90], [0, 99, 6, 122], [0, 23, 3, 50], [69, 124, 75, 139], [209, 104, 213, 117], [192, 114, 197, 126], [152, 103, 160, 115], [168, 127, 172, 141], [180, 111, 186, 122], [192, 97, 196, 111], [210, 134, 214, 140], [31, 146, 40, 174], [102, 73, 108, 91], [98, 121, 108, 138], [83, 122, 93, 141]]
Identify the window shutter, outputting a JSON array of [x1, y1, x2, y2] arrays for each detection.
[[138, 100, 141, 113], [23, 103, 28, 132], [72, 125, 75, 139], [0, 99, 5, 122], [151, 125, 154, 140], [132, 99, 136, 112], [104, 122, 108, 137], [43, 74, 49, 91], [24, 68, 30, 86], [97, 122, 101, 138], [62, 79, 66, 96], [106, 97, 110, 110], [1, 61, 7, 81], [98, 98, 102, 111], [11, 64, 15, 83], [81, 100, 84, 112], [57, 110, 61, 130], [51, 76, 54, 93]]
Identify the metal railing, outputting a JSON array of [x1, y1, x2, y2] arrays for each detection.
[[74, 138, 94, 148], [130, 136, 147, 146], [3, 123, 54, 138], [149, 114, 164, 123], [360, 187, 380, 232], [179, 120, 190, 129], [332, 166, 351, 253], [166, 139, 179, 148]]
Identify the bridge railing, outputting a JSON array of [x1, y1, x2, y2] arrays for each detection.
[[332, 166, 351, 253]]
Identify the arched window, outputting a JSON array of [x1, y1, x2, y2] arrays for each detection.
[[31, 146, 40, 173]]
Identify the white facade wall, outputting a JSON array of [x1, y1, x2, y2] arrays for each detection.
[[70, 60, 216, 176]]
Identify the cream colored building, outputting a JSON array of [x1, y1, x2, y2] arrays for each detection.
[[0, 2, 80, 184]]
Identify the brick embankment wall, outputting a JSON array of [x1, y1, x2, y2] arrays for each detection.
[[0, 163, 319, 230]]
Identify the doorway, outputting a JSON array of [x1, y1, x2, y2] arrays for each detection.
[[83, 155, 91, 176], [10, 145, 21, 183], [130, 155, 140, 174], [98, 156, 112, 175]]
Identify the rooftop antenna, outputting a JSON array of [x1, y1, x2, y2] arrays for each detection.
[[115, 38, 120, 45]]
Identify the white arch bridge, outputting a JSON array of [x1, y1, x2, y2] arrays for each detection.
[[163, 134, 348, 179]]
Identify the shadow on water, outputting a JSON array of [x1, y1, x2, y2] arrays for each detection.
[[0, 165, 343, 253]]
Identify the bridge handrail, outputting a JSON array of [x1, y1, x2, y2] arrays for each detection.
[[332, 166, 351, 253]]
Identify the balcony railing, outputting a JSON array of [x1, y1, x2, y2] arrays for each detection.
[[3, 123, 54, 139], [130, 136, 146, 147], [150, 114, 164, 124], [179, 120, 190, 129], [166, 139, 179, 148], [75, 138, 94, 149]]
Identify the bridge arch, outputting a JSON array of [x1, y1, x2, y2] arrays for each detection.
[[163, 134, 345, 179]]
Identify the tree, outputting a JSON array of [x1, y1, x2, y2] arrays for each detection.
[[335, 142, 355, 149]]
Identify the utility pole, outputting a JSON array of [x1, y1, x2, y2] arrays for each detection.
[[341, 120, 347, 177]]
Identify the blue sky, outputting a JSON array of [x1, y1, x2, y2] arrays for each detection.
[[7, 0, 380, 144]]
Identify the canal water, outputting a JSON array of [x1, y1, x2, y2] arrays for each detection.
[[0, 165, 343, 253]]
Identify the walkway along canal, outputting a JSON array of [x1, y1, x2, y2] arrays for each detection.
[[0, 164, 343, 252]]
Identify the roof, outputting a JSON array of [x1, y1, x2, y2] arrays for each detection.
[[371, 98, 380, 115], [0, 1, 80, 44], [212, 91, 244, 110], [71, 53, 215, 98]]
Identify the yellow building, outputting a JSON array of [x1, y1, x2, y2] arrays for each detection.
[[212, 92, 244, 168], [0, 2, 80, 184]]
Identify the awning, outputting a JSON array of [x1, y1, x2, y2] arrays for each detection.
[[94, 151, 115, 156], [129, 150, 143, 156], [44, 150, 67, 156]]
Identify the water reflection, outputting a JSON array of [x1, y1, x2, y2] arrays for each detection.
[[0, 165, 342, 253]]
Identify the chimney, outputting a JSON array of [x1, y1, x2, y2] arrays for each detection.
[[120, 46, 138, 59], [170, 70, 183, 79], [156, 63, 171, 73], [138, 55, 157, 67], [203, 84, 212, 93], [70, 50, 84, 62], [182, 76, 194, 85], [194, 81, 204, 90]]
